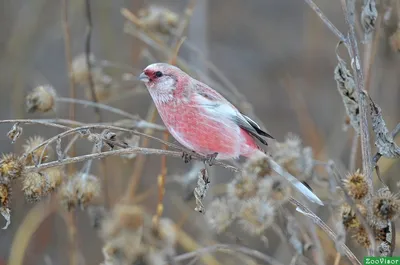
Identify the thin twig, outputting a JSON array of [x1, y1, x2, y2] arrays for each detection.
[[302, 0, 348, 43], [24, 146, 238, 173], [349, 133, 359, 172], [289, 197, 361, 265], [84, 0, 101, 120], [56, 97, 137, 120], [174, 244, 284, 265], [341, 0, 373, 191]]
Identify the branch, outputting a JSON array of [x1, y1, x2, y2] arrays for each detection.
[[341, 0, 373, 189], [24, 147, 239, 173], [84, 0, 101, 121], [302, 0, 348, 43], [174, 244, 284, 265], [290, 198, 362, 265]]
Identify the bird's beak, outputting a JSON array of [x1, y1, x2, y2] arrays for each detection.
[[138, 72, 149, 82]]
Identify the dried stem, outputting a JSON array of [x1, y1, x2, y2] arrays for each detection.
[[24, 146, 238, 173], [349, 133, 359, 172], [302, 0, 348, 43], [61, 1, 78, 265], [174, 244, 284, 265], [341, 0, 373, 191], [289, 198, 361, 265], [56, 97, 137, 120], [84, 0, 101, 120]]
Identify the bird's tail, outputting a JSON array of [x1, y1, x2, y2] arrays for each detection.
[[254, 150, 324, 206]]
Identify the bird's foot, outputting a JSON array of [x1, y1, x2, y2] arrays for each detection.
[[181, 151, 194, 163], [204, 152, 218, 166]]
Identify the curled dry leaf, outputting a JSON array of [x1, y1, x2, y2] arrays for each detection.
[[7, 123, 22, 143], [365, 92, 400, 158], [361, 0, 378, 42], [0, 207, 10, 229], [334, 42, 360, 133], [194, 168, 210, 213]]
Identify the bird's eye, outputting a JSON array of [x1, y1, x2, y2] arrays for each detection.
[[155, 71, 163, 78]]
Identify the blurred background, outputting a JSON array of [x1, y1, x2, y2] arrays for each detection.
[[0, 0, 400, 264]]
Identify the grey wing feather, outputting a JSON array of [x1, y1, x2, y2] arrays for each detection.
[[232, 114, 274, 146]]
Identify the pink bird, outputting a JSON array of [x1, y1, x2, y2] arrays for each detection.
[[139, 63, 323, 205]]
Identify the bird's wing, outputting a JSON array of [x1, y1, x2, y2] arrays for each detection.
[[194, 83, 273, 145]]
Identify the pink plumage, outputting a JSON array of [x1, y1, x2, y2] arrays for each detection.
[[139, 63, 273, 160], [139, 63, 323, 205]]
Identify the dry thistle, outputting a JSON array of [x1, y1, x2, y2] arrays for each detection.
[[43, 167, 64, 191], [23, 136, 53, 165], [205, 198, 234, 233], [390, 29, 400, 52], [0, 153, 24, 182], [353, 227, 371, 248], [22, 172, 50, 202], [74, 173, 101, 209], [58, 179, 77, 211], [26, 85, 56, 113], [343, 170, 369, 200], [227, 173, 258, 200], [271, 134, 314, 179], [0, 184, 11, 229], [372, 187, 400, 222], [341, 203, 367, 230], [71, 53, 97, 84], [0, 184, 11, 209], [137, 6, 178, 35], [259, 176, 291, 204], [84, 74, 114, 102], [100, 204, 144, 240], [238, 197, 275, 235], [243, 151, 272, 178]]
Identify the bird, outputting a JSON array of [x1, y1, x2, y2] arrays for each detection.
[[139, 63, 323, 205]]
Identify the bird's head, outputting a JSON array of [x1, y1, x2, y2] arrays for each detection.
[[138, 63, 181, 91]]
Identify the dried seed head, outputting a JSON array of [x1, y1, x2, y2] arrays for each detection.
[[372, 187, 400, 222], [0, 153, 24, 182], [138, 6, 178, 35], [343, 170, 369, 200], [260, 176, 291, 204], [22, 172, 50, 202], [271, 134, 314, 179], [102, 231, 145, 265], [23, 136, 53, 165], [353, 227, 371, 248], [58, 179, 77, 211], [205, 198, 234, 233], [71, 53, 96, 84], [26, 85, 56, 113], [390, 29, 400, 53], [238, 198, 275, 235], [100, 204, 144, 240], [43, 167, 64, 191], [243, 151, 272, 178], [227, 174, 258, 200], [84, 73, 114, 102], [0, 184, 11, 208], [74, 174, 101, 208], [341, 203, 367, 230]]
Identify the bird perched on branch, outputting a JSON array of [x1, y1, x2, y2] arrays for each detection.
[[139, 63, 323, 205]]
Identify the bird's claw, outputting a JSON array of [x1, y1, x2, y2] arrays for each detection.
[[181, 151, 193, 163], [204, 152, 218, 166]]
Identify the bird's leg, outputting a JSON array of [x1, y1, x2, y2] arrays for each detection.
[[204, 152, 218, 166], [181, 150, 195, 163]]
